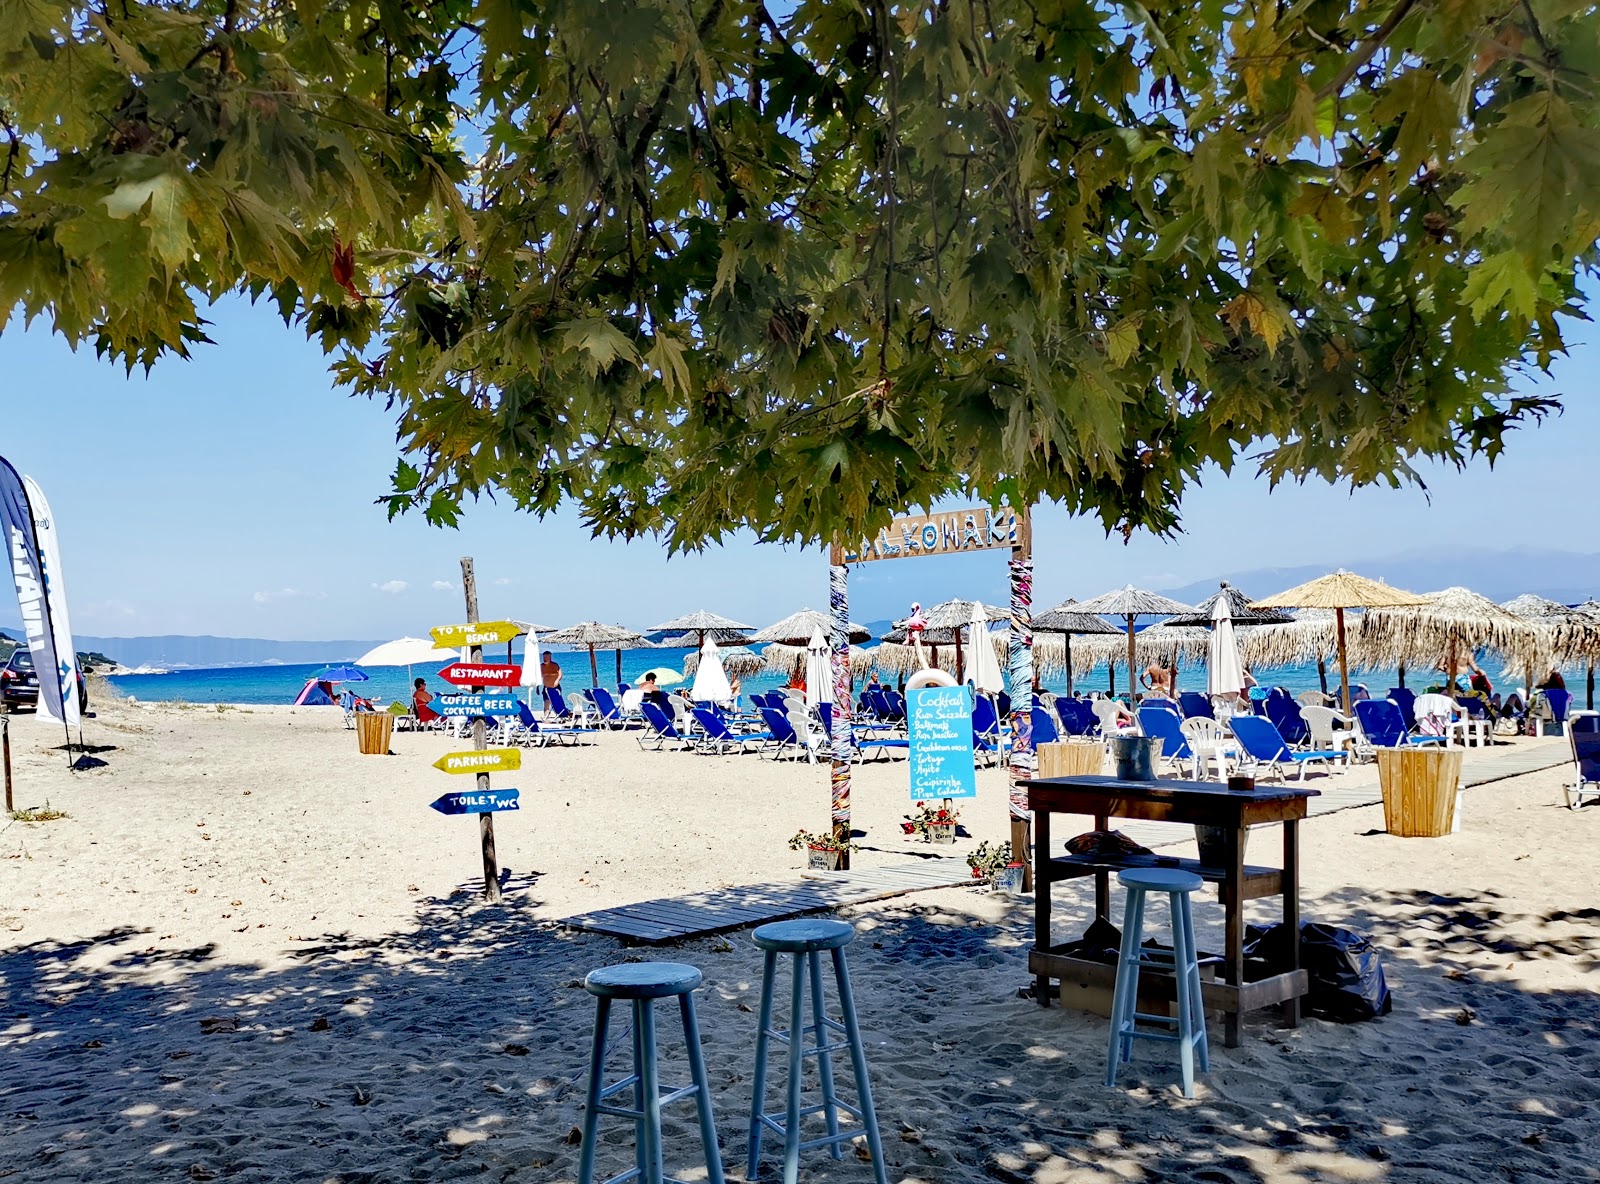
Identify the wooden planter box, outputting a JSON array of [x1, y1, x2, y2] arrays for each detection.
[[1377, 747, 1463, 837], [355, 712, 393, 756], [1036, 741, 1105, 779]]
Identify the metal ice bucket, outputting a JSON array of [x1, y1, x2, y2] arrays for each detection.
[[1109, 735, 1161, 781]]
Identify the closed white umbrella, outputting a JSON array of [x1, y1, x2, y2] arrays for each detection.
[[967, 602, 1005, 694], [1207, 596, 1244, 697], [519, 627, 543, 707], [805, 627, 834, 711], [691, 638, 734, 703]]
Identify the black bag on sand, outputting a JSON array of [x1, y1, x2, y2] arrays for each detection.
[[1245, 922, 1393, 1022]]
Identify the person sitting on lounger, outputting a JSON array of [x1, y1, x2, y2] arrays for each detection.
[[1537, 667, 1567, 692], [412, 677, 440, 724], [639, 672, 671, 710]]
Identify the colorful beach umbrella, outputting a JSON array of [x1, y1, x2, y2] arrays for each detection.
[[316, 664, 368, 683]]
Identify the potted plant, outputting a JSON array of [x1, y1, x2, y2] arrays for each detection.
[[906, 800, 962, 844], [789, 829, 856, 871], [965, 840, 1013, 884]]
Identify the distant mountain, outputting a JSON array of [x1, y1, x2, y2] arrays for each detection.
[[1160, 546, 1600, 608], [70, 635, 389, 670]]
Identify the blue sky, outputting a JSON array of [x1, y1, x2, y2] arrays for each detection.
[[1, 294, 1594, 639]]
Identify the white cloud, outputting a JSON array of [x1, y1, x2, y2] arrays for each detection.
[[431, 579, 456, 592], [493, 577, 514, 586], [254, 588, 312, 604], [372, 580, 409, 595]]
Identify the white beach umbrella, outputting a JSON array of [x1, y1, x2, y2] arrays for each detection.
[[1207, 596, 1244, 697], [967, 602, 1006, 694], [691, 639, 734, 703], [805, 627, 834, 710], [355, 637, 458, 668]]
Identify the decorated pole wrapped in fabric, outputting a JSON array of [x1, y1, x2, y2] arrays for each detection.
[[1005, 510, 1034, 888], [828, 547, 855, 867]]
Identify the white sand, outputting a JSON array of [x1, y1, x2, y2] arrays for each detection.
[[2, 698, 1596, 1183]]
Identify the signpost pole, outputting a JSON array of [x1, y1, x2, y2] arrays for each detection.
[[829, 542, 854, 871], [2, 716, 11, 814], [460, 557, 502, 902], [1006, 507, 1035, 891]]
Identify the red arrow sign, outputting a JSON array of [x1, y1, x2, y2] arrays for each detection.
[[439, 662, 523, 687]]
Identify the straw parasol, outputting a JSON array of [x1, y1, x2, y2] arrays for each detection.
[[1252, 569, 1425, 714], [761, 642, 875, 680], [684, 644, 765, 678], [1239, 608, 1343, 694], [1071, 585, 1195, 700], [1357, 587, 1539, 700], [1555, 600, 1600, 709], [751, 608, 871, 647], [542, 621, 650, 688], [1501, 594, 1580, 697], [649, 610, 753, 652], [1164, 582, 1294, 628], [1031, 598, 1119, 695]]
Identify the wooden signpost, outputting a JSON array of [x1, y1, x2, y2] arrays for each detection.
[[439, 662, 523, 687], [433, 748, 522, 774], [431, 620, 522, 648], [432, 558, 514, 902]]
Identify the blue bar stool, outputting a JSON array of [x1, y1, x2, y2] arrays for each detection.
[[747, 919, 888, 1184], [1104, 868, 1211, 1098], [578, 961, 725, 1184]]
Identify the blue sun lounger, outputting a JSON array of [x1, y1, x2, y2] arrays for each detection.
[[1229, 714, 1342, 781]]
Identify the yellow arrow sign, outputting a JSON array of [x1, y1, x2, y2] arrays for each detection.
[[433, 748, 523, 775], [431, 620, 522, 647]]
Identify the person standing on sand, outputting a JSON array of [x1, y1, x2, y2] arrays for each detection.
[[540, 650, 562, 703]]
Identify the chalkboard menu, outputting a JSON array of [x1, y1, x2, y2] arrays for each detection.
[[908, 684, 978, 801]]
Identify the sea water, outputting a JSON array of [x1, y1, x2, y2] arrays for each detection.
[[104, 648, 1422, 707]]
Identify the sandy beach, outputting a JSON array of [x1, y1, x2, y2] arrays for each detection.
[[3, 696, 1597, 1183]]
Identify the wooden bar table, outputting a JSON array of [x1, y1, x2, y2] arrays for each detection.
[[1029, 774, 1317, 1047]]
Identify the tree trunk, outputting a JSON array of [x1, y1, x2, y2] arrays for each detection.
[[1336, 607, 1351, 716]]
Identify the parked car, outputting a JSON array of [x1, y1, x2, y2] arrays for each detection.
[[0, 648, 39, 712]]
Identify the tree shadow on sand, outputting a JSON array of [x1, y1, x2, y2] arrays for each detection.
[[2, 876, 1596, 1183]]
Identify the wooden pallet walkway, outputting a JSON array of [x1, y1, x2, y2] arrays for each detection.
[[564, 858, 976, 944]]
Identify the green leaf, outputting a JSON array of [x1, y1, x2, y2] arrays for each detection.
[[558, 317, 640, 375], [1460, 251, 1540, 323]]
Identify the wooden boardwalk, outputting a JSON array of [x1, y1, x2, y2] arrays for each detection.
[[564, 858, 977, 944]]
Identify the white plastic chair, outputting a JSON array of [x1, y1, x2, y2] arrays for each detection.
[[1179, 717, 1236, 780], [1299, 705, 1358, 763]]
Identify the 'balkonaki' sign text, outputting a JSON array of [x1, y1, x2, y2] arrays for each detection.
[[843, 506, 1019, 563]]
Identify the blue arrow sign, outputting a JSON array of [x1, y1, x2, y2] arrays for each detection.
[[435, 693, 522, 718], [430, 788, 521, 816]]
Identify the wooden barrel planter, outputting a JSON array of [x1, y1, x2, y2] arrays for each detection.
[[1376, 747, 1463, 837], [355, 712, 393, 756], [1036, 740, 1105, 779]]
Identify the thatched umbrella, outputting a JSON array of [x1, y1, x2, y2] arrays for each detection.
[[1032, 598, 1120, 695], [751, 608, 871, 647], [761, 642, 875, 682], [1253, 570, 1425, 714], [1164, 582, 1294, 627], [1358, 586, 1539, 702], [1070, 585, 1195, 700], [1556, 600, 1600, 709], [892, 599, 1008, 683], [1501, 594, 1580, 699], [648, 610, 754, 652], [542, 621, 649, 688], [1241, 608, 1341, 694], [685, 644, 766, 678]]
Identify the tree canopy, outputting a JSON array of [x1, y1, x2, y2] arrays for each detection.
[[3, 0, 1597, 548]]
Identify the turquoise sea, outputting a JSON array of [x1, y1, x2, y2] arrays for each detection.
[[104, 648, 1431, 707]]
